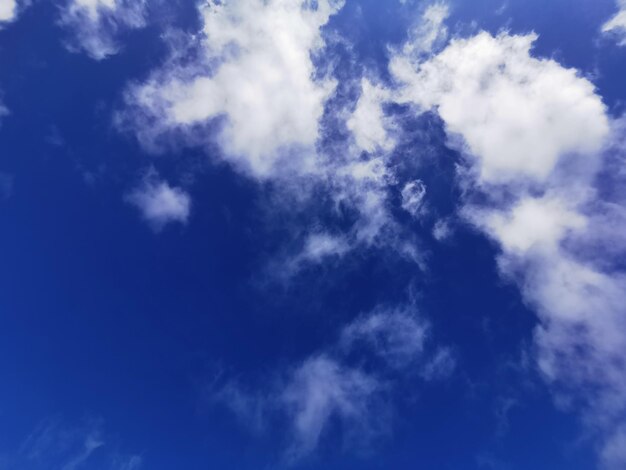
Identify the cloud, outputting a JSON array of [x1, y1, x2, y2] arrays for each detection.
[[602, 426, 626, 470], [20, 417, 105, 470], [401, 180, 427, 218], [347, 79, 393, 153], [391, 31, 609, 184], [340, 305, 428, 369], [111, 454, 143, 470], [58, 0, 147, 60], [122, 0, 342, 178], [126, 170, 191, 230], [120, 0, 433, 272], [392, 18, 626, 467], [0, 0, 20, 25], [402, 2, 449, 58], [213, 302, 453, 460], [603, 0, 626, 46], [0, 100, 9, 123], [281, 355, 385, 460]]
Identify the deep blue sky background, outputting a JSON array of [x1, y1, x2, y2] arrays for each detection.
[[0, 0, 624, 469]]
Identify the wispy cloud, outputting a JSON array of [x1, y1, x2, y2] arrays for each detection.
[[212, 302, 453, 462], [602, 0, 626, 46], [58, 0, 147, 60]]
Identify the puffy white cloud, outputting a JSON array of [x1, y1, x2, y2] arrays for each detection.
[[0, 0, 18, 24], [59, 0, 147, 60], [124, 0, 341, 178], [393, 17, 626, 466], [120, 0, 431, 270], [603, 1, 626, 46], [126, 171, 190, 230], [391, 32, 609, 184], [469, 195, 586, 255]]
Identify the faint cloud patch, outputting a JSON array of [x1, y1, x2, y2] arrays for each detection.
[[126, 169, 191, 231], [211, 302, 454, 462]]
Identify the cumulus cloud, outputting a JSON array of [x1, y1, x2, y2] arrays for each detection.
[[393, 19, 626, 467], [120, 0, 432, 271], [123, 0, 341, 178], [59, 0, 147, 60], [603, 0, 626, 46], [126, 171, 190, 230], [391, 32, 609, 184], [0, 0, 18, 24]]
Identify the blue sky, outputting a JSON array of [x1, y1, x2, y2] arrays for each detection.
[[1, 0, 626, 469]]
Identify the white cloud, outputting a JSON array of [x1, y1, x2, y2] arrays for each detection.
[[214, 303, 452, 460], [0, 0, 18, 24], [391, 32, 609, 184], [432, 218, 452, 241], [603, 1, 626, 46], [392, 16, 626, 466], [120, 0, 432, 271], [401, 180, 427, 218], [347, 79, 393, 153], [281, 355, 384, 460], [340, 306, 428, 369], [469, 195, 587, 255], [123, 0, 341, 178], [126, 171, 191, 230], [401, 3, 450, 59], [59, 0, 147, 60]]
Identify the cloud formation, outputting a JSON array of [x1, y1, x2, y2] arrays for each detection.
[[392, 32, 609, 184], [59, 0, 147, 60], [393, 19, 626, 468], [0, 0, 18, 24], [124, 0, 341, 178], [214, 303, 452, 461], [126, 170, 191, 230], [603, 0, 626, 46]]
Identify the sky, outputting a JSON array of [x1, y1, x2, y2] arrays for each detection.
[[1, 0, 626, 469]]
